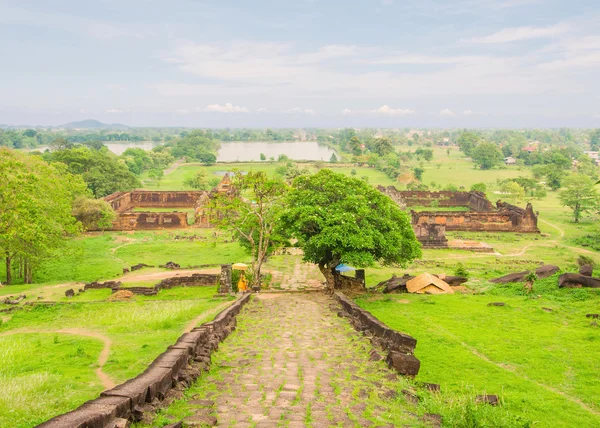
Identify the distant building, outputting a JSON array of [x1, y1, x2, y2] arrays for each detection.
[[522, 146, 536, 153], [504, 156, 517, 165]]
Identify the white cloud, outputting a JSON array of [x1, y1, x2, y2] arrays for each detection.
[[105, 108, 124, 113], [381, 0, 394, 5], [175, 109, 190, 114], [286, 107, 316, 115], [204, 103, 249, 113], [440, 108, 456, 117], [463, 109, 473, 116], [465, 24, 569, 44], [343, 105, 414, 116], [257, 107, 268, 113]]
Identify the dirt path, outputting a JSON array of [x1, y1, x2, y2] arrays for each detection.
[[0, 328, 115, 390], [163, 159, 184, 176], [156, 293, 416, 427], [57, 328, 115, 390]]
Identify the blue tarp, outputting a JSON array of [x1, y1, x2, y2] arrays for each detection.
[[335, 263, 356, 272]]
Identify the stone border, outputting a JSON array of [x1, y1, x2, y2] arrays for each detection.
[[38, 293, 251, 428], [334, 291, 421, 377]]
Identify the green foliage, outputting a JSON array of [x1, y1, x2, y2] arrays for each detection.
[[329, 153, 338, 163], [71, 197, 116, 231], [559, 174, 599, 223], [43, 146, 140, 197], [372, 137, 393, 156], [0, 149, 86, 284], [457, 131, 481, 156], [454, 263, 469, 278], [168, 130, 219, 164], [470, 182, 487, 193], [259, 153, 266, 161], [413, 167, 425, 181], [280, 169, 421, 287], [500, 181, 525, 201], [470, 142, 504, 170], [209, 172, 288, 285], [183, 171, 220, 190], [577, 255, 596, 268]]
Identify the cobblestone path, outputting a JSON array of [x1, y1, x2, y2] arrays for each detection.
[[148, 293, 419, 427]]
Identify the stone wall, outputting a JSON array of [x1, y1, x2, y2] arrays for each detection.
[[376, 187, 494, 211], [110, 211, 189, 231], [377, 186, 539, 235], [158, 274, 220, 289], [38, 294, 251, 428], [129, 191, 207, 209], [104, 192, 133, 213], [335, 292, 420, 376], [412, 201, 539, 233]]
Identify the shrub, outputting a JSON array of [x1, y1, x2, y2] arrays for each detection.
[[454, 263, 469, 278], [577, 255, 596, 267], [470, 182, 487, 193]]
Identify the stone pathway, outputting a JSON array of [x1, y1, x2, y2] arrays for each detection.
[[269, 263, 324, 291], [146, 293, 419, 427]]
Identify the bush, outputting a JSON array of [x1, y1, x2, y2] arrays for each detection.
[[577, 255, 596, 268], [454, 263, 469, 278], [470, 182, 487, 193]]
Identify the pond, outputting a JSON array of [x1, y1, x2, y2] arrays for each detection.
[[216, 141, 337, 162]]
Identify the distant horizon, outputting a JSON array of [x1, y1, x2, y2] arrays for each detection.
[[1, 117, 599, 131]]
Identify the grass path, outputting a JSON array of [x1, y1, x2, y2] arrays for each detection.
[[0, 328, 115, 390]]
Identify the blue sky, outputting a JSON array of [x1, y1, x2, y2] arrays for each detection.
[[1, 0, 599, 128]]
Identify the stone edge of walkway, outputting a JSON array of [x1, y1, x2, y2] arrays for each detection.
[[334, 291, 421, 377], [36, 293, 251, 428]]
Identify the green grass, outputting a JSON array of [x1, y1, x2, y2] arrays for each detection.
[[356, 275, 600, 427], [0, 286, 234, 426], [0, 228, 249, 287], [0, 334, 103, 427]]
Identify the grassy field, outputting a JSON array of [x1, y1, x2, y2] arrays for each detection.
[[0, 287, 233, 427], [1, 147, 598, 427], [356, 276, 600, 427]]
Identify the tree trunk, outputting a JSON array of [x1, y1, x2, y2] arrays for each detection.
[[5, 253, 11, 285], [318, 259, 340, 292]]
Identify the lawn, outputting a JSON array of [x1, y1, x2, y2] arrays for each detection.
[[356, 276, 600, 427], [0, 286, 234, 427]]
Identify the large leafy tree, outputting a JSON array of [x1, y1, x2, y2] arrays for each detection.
[[0, 149, 86, 284], [470, 142, 504, 170], [457, 131, 481, 156], [559, 174, 599, 223], [209, 172, 288, 287], [43, 147, 140, 197], [279, 169, 421, 290]]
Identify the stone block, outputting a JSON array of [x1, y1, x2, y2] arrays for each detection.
[[476, 394, 499, 405], [387, 351, 421, 376]]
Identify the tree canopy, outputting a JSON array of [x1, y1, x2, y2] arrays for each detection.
[[559, 174, 599, 223], [0, 148, 86, 284], [470, 142, 504, 170], [209, 172, 288, 287], [279, 169, 421, 289]]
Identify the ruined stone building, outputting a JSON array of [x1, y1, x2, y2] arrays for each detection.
[[378, 187, 540, 248], [103, 174, 233, 231]]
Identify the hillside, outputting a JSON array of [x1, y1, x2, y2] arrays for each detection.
[[59, 119, 129, 130]]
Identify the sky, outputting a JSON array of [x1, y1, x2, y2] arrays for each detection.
[[1, 0, 599, 128]]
